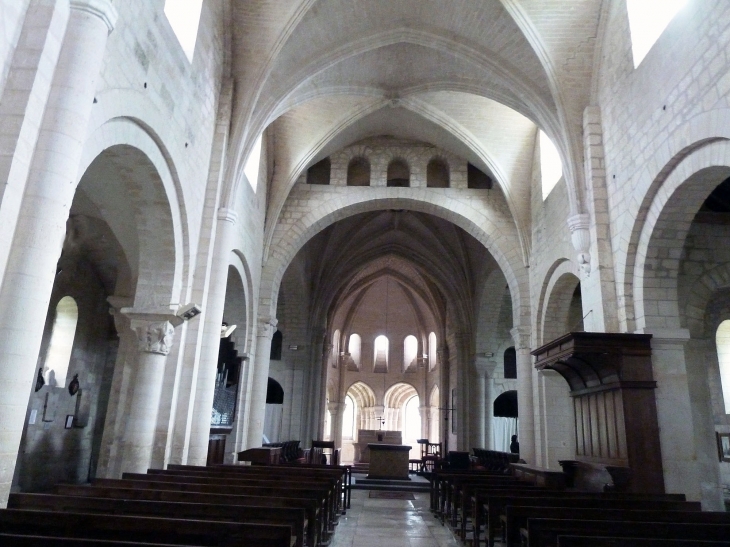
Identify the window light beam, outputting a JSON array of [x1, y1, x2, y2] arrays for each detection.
[[164, 0, 203, 63], [627, 0, 688, 68]]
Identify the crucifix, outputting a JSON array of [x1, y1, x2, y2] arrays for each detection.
[[377, 416, 386, 430]]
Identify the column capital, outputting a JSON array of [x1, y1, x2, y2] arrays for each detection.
[[70, 0, 118, 33], [257, 316, 278, 338], [132, 320, 176, 355], [510, 326, 532, 350], [474, 357, 498, 377], [217, 207, 238, 224]]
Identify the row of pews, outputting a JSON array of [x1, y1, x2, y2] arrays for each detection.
[[430, 461, 730, 546], [1, 462, 349, 546]]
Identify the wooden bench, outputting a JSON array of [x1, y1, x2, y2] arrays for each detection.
[[473, 490, 694, 547], [96, 476, 332, 540], [55, 484, 321, 547], [556, 536, 730, 547], [505, 505, 719, 546], [9, 493, 307, 547], [0, 535, 201, 546], [524, 519, 730, 547], [0, 508, 294, 547]]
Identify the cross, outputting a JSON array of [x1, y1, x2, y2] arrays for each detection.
[[377, 416, 386, 430]]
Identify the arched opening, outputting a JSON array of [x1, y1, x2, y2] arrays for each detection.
[[383, 383, 420, 458], [263, 378, 284, 443], [387, 159, 410, 187], [347, 157, 370, 186], [428, 332, 437, 371], [467, 163, 493, 189], [347, 333, 361, 369], [43, 296, 78, 388], [403, 334, 418, 372], [307, 157, 331, 185], [341, 381, 377, 463], [403, 395, 421, 442], [492, 390, 518, 452], [427, 158, 449, 188], [373, 334, 389, 372], [342, 394, 355, 440], [503, 347, 517, 379], [270, 330, 283, 360], [716, 320, 730, 414]]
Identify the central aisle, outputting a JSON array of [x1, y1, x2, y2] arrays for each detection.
[[332, 490, 461, 547]]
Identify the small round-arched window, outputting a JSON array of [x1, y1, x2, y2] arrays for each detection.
[[44, 296, 78, 388], [427, 158, 449, 188], [373, 335, 389, 372], [387, 159, 410, 187], [347, 157, 370, 186]]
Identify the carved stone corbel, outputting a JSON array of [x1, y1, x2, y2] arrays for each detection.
[[568, 213, 591, 276]]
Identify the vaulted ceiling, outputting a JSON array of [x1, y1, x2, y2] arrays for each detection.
[[226, 0, 605, 240]]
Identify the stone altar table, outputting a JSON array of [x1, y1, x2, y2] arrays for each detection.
[[355, 430, 402, 462], [366, 444, 412, 480]]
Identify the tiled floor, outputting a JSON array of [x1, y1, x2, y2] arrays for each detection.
[[330, 490, 461, 547]]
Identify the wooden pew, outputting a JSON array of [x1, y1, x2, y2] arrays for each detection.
[[55, 484, 321, 547], [473, 490, 694, 547], [125, 471, 338, 528], [505, 505, 722, 546], [524, 519, 730, 547], [95, 476, 332, 541], [0, 535, 201, 546], [167, 463, 352, 511], [430, 470, 520, 516], [139, 469, 342, 525], [556, 536, 730, 547], [9, 493, 307, 547], [0, 508, 294, 547]]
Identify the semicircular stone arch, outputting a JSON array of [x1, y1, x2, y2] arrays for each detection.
[[536, 259, 580, 347], [616, 108, 730, 332], [683, 262, 730, 339], [633, 152, 730, 331], [260, 192, 530, 332]]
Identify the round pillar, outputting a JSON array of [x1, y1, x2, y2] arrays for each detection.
[[246, 317, 277, 446], [121, 317, 176, 474], [187, 208, 238, 464], [511, 326, 534, 464], [0, 0, 117, 506]]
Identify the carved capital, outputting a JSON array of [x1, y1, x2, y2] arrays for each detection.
[[257, 316, 278, 339], [510, 326, 531, 350], [568, 213, 591, 276], [70, 0, 118, 33], [133, 321, 175, 355], [474, 357, 498, 377]]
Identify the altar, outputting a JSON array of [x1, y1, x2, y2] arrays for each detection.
[[366, 444, 412, 480], [355, 429, 402, 463]]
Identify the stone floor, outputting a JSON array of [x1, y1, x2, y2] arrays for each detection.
[[330, 490, 462, 547]]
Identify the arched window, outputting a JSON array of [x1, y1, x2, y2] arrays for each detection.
[[540, 130, 563, 200], [164, 0, 203, 62], [373, 335, 389, 372], [493, 390, 518, 418], [347, 157, 370, 186], [348, 333, 361, 367], [428, 332, 437, 371], [387, 159, 410, 187], [403, 395, 421, 441], [504, 347, 517, 379], [307, 158, 331, 185], [427, 158, 449, 188], [626, 0, 688, 68], [716, 320, 730, 413], [44, 296, 78, 388], [342, 395, 355, 440], [331, 329, 340, 368], [270, 330, 282, 360], [403, 335, 418, 372], [244, 133, 263, 191], [467, 163, 493, 189]]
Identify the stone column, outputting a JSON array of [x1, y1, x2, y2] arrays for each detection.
[[330, 403, 343, 446], [187, 208, 238, 465], [120, 316, 176, 474], [474, 358, 497, 449], [0, 0, 116, 506], [247, 317, 278, 446], [419, 405, 429, 439], [511, 326, 534, 464]]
